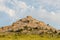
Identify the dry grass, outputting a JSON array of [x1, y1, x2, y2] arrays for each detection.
[[0, 32, 60, 40]]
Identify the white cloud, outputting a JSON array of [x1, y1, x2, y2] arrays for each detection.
[[11, 0, 28, 9], [0, 0, 15, 17], [0, 5, 15, 17], [37, 0, 60, 9], [37, 6, 60, 25], [18, 1, 27, 9], [0, 0, 29, 18], [31, 0, 60, 26], [51, 12, 56, 15]]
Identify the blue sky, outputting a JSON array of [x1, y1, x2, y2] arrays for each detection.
[[0, 0, 60, 29]]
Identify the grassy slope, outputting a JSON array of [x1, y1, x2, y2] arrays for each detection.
[[0, 33, 60, 40]]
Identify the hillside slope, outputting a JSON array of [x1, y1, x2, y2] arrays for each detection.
[[0, 16, 58, 34]]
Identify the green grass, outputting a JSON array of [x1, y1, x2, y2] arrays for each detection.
[[0, 32, 60, 40]]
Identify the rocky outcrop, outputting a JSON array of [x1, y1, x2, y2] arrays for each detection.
[[0, 16, 58, 34]]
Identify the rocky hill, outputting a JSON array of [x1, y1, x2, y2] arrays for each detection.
[[0, 16, 59, 34]]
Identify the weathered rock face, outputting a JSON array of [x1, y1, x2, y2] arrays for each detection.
[[0, 16, 58, 34]]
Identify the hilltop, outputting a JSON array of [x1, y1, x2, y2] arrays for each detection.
[[0, 16, 59, 34]]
